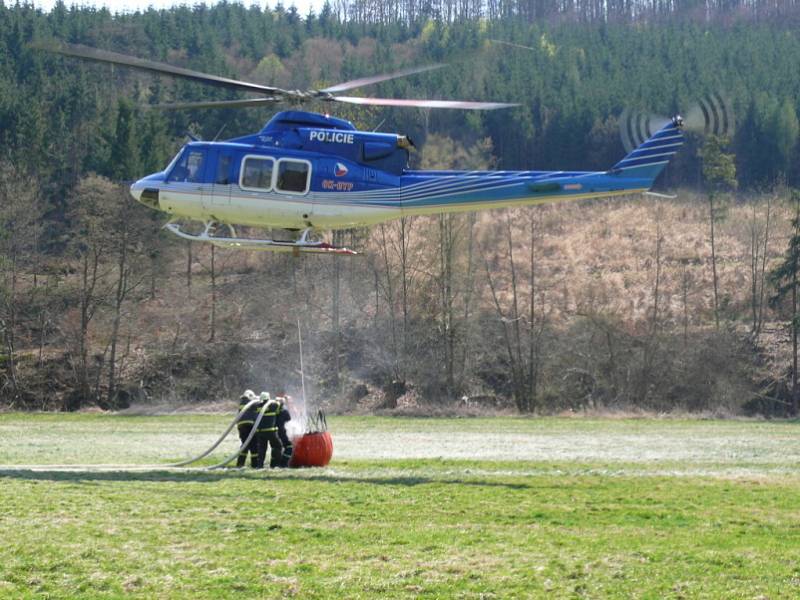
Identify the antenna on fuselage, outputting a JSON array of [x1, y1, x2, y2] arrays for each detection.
[[212, 123, 228, 141], [183, 125, 203, 142]]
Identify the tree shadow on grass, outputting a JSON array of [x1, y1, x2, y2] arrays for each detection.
[[301, 474, 535, 490], [0, 468, 536, 490], [0, 468, 234, 484]]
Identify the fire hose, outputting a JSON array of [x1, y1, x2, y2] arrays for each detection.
[[204, 399, 272, 470], [167, 397, 265, 469], [0, 399, 273, 471]]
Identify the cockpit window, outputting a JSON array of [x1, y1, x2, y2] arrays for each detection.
[[168, 150, 205, 183], [240, 156, 274, 191], [164, 150, 182, 175], [276, 159, 310, 194]]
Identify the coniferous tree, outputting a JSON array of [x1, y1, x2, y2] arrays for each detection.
[[770, 189, 800, 415], [772, 98, 799, 184], [110, 100, 141, 182]]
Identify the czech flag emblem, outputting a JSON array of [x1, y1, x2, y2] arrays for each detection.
[[335, 162, 348, 177]]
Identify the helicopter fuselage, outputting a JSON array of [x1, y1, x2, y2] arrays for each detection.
[[129, 110, 678, 233]]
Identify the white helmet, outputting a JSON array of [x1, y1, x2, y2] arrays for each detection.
[[244, 389, 257, 401], [259, 392, 271, 402]]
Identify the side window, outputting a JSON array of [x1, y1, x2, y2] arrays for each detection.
[[216, 154, 233, 185], [168, 150, 206, 183], [276, 160, 310, 194], [240, 157, 274, 190], [186, 152, 205, 183]]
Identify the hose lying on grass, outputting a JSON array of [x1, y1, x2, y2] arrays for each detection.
[[166, 398, 263, 468], [0, 400, 274, 472]]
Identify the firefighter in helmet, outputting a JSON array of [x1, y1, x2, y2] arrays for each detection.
[[236, 389, 261, 468], [254, 392, 283, 468], [275, 391, 293, 468]]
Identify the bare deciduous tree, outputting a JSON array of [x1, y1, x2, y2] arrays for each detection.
[[66, 175, 118, 409], [0, 162, 44, 406], [749, 193, 773, 338]]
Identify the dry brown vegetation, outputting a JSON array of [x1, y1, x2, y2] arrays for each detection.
[[2, 172, 795, 415]]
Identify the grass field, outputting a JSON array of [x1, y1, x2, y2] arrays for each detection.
[[2, 414, 800, 598]]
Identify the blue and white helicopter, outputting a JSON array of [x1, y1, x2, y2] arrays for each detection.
[[39, 42, 684, 255]]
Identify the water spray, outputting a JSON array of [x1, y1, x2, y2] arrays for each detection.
[[298, 317, 308, 417], [289, 317, 333, 467]]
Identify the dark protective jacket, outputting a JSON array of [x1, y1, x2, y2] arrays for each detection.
[[237, 397, 263, 428], [255, 399, 281, 432], [276, 400, 292, 447], [275, 400, 293, 467]]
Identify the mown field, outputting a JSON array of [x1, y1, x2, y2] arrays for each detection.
[[1, 415, 800, 598]]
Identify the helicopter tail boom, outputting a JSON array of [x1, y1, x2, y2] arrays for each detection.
[[609, 115, 684, 184]]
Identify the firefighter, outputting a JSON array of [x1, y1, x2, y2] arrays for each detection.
[[275, 391, 293, 468], [254, 392, 282, 469], [236, 390, 261, 468]]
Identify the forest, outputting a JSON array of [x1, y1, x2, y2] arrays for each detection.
[[1, 1, 800, 414]]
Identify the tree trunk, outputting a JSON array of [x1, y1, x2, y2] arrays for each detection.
[[209, 245, 216, 342], [756, 195, 772, 338], [505, 212, 526, 410], [378, 224, 398, 370], [76, 251, 100, 408], [458, 213, 477, 385], [3, 250, 19, 402], [750, 204, 759, 334], [709, 193, 720, 330], [186, 241, 192, 289], [149, 254, 157, 300], [681, 260, 690, 347], [400, 216, 412, 373], [794, 207, 799, 415], [793, 268, 798, 415], [640, 218, 664, 407], [439, 215, 456, 397], [484, 250, 520, 409], [107, 226, 129, 407], [527, 210, 539, 413]]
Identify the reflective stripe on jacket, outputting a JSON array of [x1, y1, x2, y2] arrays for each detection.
[[256, 399, 281, 432], [238, 398, 263, 428]]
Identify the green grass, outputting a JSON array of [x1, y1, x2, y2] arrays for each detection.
[[2, 415, 800, 598]]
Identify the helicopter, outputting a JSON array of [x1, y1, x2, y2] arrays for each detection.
[[35, 41, 685, 255]]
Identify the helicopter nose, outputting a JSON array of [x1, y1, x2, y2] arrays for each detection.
[[130, 180, 160, 210], [129, 180, 143, 202]]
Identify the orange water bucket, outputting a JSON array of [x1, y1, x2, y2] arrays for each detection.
[[289, 431, 333, 467]]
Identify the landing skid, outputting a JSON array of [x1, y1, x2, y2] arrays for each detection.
[[164, 223, 358, 255]]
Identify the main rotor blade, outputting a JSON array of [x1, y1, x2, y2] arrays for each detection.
[[31, 41, 286, 96], [151, 98, 281, 110], [488, 39, 537, 52], [331, 96, 520, 110], [320, 63, 446, 93]]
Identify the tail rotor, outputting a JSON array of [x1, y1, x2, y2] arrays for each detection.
[[619, 108, 671, 153], [683, 92, 735, 137], [619, 92, 735, 151]]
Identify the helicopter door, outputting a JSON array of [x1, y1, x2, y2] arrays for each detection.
[[211, 149, 234, 206], [274, 158, 313, 223]]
